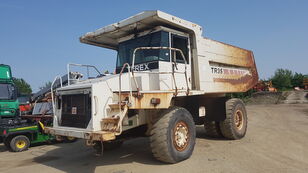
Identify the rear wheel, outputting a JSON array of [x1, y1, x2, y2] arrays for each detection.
[[204, 120, 222, 138], [219, 98, 247, 139], [10, 135, 30, 152], [150, 107, 196, 163]]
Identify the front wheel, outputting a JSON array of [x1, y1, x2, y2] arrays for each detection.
[[150, 107, 196, 163], [10, 135, 30, 152]]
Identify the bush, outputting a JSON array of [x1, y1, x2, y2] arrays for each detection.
[[291, 72, 305, 88], [271, 69, 293, 90], [13, 78, 32, 95]]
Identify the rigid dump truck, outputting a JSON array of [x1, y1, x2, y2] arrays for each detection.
[[45, 11, 258, 163], [0, 64, 19, 119]]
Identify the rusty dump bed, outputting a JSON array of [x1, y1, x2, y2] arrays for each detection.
[[197, 38, 258, 93]]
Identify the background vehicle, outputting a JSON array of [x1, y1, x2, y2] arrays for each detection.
[[18, 95, 32, 115], [0, 119, 54, 152], [304, 76, 308, 90], [0, 64, 19, 119], [0, 66, 75, 151], [253, 80, 277, 92], [45, 11, 258, 163]]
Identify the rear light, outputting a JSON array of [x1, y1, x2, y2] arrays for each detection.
[[11, 110, 15, 113], [3, 130, 7, 135]]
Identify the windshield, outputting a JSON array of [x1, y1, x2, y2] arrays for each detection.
[[0, 83, 17, 100], [117, 31, 170, 68]]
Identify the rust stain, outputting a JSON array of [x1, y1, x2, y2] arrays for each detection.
[[117, 92, 173, 109], [213, 74, 252, 85], [208, 41, 259, 92], [213, 71, 258, 92]]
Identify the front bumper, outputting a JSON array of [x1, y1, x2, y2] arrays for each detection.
[[44, 127, 115, 141]]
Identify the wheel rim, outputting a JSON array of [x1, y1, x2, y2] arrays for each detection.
[[16, 140, 26, 149], [173, 121, 189, 151], [234, 110, 244, 130]]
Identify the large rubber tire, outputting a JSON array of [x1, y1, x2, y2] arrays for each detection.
[[219, 98, 247, 139], [204, 120, 222, 138], [10, 135, 30, 152], [150, 107, 196, 163], [103, 140, 124, 151]]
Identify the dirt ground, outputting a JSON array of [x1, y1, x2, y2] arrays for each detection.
[[0, 104, 308, 173]]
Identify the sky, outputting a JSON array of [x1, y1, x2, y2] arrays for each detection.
[[0, 0, 307, 92]]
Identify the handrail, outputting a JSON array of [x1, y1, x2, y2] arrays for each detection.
[[118, 63, 133, 110], [131, 46, 190, 95], [117, 47, 190, 110], [67, 63, 102, 85], [51, 75, 63, 116]]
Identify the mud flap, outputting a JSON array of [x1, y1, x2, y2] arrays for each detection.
[[204, 97, 227, 122]]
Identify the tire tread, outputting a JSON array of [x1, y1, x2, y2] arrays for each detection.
[[219, 98, 247, 140]]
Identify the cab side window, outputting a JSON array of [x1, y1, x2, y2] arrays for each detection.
[[171, 34, 189, 64]]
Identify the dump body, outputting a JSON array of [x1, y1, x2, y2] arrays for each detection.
[[196, 38, 258, 93]]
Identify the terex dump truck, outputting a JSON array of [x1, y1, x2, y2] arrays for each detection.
[[45, 11, 258, 163]]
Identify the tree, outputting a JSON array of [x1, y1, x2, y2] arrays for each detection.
[[39, 81, 52, 90], [291, 72, 304, 88], [270, 69, 293, 90], [13, 78, 32, 95]]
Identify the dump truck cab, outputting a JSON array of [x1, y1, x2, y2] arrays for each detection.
[[46, 11, 258, 163], [0, 64, 19, 118]]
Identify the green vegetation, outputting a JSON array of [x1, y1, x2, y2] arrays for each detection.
[[227, 89, 254, 102], [39, 81, 52, 90], [270, 69, 306, 90], [13, 78, 32, 95], [270, 69, 292, 90], [230, 68, 306, 101], [291, 72, 305, 89]]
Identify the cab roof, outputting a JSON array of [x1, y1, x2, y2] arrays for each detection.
[[80, 10, 202, 50], [0, 64, 12, 81]]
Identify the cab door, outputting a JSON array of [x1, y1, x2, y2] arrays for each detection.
[[170, 34, 191, 93]]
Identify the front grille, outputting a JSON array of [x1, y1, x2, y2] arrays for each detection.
[[60, 94, 91, 128]]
